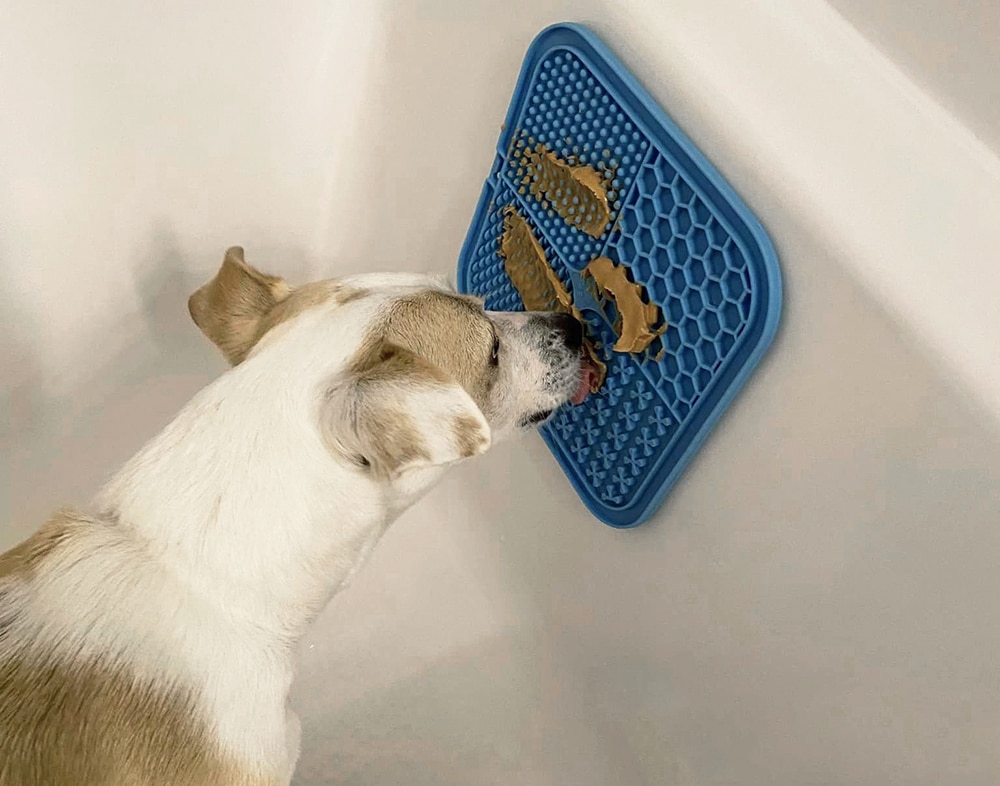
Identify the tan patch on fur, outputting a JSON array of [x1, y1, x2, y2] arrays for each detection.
[[0, 514, 77, 581], [0, 659, 276, 786], [325, 291, 492, 474], [368, 406, 430, 472], [350, 341, 449, 385], [189, 247, 364, 365], [453, 415, 489, 458], [188, 247, 293, 365], [334, 287, 370, 306], [379, 291, 496, 408], [342, 344, 437, 476], [0, 512, 278, 786]]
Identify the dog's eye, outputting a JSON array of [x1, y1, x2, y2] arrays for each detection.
[[490, 334, 500, 366], [521, 409, 553, 427]]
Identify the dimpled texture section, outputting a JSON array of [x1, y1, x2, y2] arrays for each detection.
[[464, 183, 573, 314], [464, 185, 524, 313], [456, 25, 781, 527], [502, 48, 647, 270], [544, 309, 681, 507]]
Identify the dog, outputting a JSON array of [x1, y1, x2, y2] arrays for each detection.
[[0, 246, 595, 785]]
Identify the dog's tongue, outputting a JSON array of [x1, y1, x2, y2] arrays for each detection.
[[571, 361, 598, 405]]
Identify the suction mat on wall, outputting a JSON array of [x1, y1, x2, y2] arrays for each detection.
[[457, 23, 782, 527]]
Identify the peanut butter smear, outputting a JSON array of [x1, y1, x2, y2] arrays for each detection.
[[583, 256, 665, 354], [511, 139, 611, 238], [499, 206, 573, 313], [499, 207, 606, 392]]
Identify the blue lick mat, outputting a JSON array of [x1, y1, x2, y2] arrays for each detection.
[[457, 23, 782, 527]]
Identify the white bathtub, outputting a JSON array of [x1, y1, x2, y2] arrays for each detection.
[[2, 1, 999, 783]]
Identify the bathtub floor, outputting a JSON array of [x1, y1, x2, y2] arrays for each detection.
[[290, 205, 1000, 785]]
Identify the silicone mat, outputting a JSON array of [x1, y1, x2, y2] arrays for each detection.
[[457, 23, 782, 527]]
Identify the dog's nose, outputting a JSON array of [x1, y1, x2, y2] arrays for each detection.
[[551, 313, 583, 351]]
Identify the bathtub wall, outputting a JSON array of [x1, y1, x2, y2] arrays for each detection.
[[828, 0, 1000, 155], [3, 1, 999, 784]]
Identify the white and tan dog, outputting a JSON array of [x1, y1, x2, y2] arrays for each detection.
[[0, 247, 595, 786]]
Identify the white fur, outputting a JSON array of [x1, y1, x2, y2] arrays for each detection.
[[94, 296, 421, 773], [5, 272, 583, 783]]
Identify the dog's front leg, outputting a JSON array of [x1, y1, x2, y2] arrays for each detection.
[[283, 707, 302, 784]]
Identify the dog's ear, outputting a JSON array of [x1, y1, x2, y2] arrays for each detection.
[[324, 343, 491, 478], [188, 246, 292, 365]]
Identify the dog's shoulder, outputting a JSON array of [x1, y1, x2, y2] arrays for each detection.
[[0, 511, 282, 786]]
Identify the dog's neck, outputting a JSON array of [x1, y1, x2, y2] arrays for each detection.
[[97, 357, 442, 649]]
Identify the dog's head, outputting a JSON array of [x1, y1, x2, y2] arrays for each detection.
[[188, 247, 592, 480]]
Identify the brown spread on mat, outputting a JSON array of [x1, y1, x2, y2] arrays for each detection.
[[583, 256, 665, 354], [510, 139, 612, 238], [499, 207, 606, 392]]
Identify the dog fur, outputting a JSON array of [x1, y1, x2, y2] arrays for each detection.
[[0, 247, 585, 785]]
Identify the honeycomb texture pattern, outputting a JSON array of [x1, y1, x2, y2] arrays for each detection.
[[457, 26, 781, 527], [610, 152, 754, 422]]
